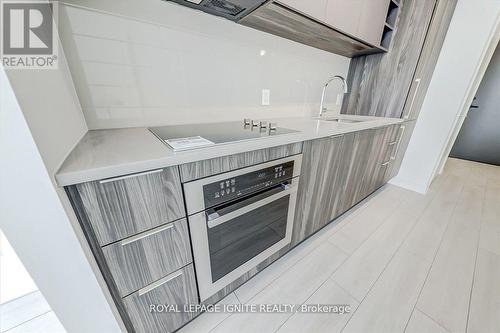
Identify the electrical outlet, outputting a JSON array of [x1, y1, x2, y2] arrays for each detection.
[[262, 89, 270, 106]]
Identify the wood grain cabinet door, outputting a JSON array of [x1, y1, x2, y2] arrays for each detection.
[[292, 134, 346, 245], [400, 0, 458, 120], [102, 218, 192, 297], [123, 265, 198, 333], [340, 129, 377, 212], [358, 126, 392, 197], [342, 0, 438, 118], [71, 167, 185, 245]]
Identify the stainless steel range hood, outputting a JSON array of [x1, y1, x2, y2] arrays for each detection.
[[164, 0, 268, 21]]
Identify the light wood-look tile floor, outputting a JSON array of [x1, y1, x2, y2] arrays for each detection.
[[180, 158, 500, 333], [0, 291, 65, 333]]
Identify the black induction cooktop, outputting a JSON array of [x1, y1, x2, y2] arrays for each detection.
[[149, 121, 298, 151]]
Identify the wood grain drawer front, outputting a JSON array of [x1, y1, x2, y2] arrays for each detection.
[[102, 218, 192, 297], [383, 125, 402, 162], [74, 167, 185, 245], [123, 265, 198, 333], [386, 120, 417, 181], [179, 143, 302, 182]]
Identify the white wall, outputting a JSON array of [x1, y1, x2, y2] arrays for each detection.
[[4, 44, 87, 176], [58, 0, 350, 129], [0, 13, 125, 329], [0, 232, 38, 304], [0, 67, 122, 332], [449, 43, 500, 164], [391, 0, 500, 193]]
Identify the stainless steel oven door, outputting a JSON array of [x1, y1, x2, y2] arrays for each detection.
[[188, 178, 298, 301]]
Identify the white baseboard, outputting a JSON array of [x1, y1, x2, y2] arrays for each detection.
[[388, 176, 429, 194]]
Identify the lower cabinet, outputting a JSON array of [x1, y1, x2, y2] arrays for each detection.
[[341, 125, 400, 212], [293, 125, 401, 245], [340, 129, 377, 212], [385, 120, 417, 181], [366, 125, 401, 191], [292, 134, 345, 245], [102, 218, 192, 297], [123, 265, 199, 333], [67, 130, 410, 332], [66, 167, 198, 333]]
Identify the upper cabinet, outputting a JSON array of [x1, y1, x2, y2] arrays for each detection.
[[325, 0, 390, 47], [357, 0, 392, 47], [240, 1, 374, 57], [244, 0, 395, 55], [325, 0, 362, 39], [165, 0, 399, 57], [341, 0, 453, 118], [279, 0, 328, 22]]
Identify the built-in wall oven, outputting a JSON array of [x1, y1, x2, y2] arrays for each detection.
[[184, 154, 302, 301]]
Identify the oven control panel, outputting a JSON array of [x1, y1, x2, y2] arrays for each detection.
[[203, 160, 294, 208]]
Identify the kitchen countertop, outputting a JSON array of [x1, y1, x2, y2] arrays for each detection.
[[56, 115, 404, 186]]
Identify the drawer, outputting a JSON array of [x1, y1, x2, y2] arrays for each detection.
[[102, 218, 192, 296], [123, 265, 198, 333], [179, 142, 302, 182], [71, 167, 185, 245], [382, 125, 402, 163]]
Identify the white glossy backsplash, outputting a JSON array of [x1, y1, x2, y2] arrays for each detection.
[[58, 1, 350, 129]]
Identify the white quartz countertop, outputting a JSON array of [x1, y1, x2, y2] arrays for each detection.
[[56, 115, 404, 186]]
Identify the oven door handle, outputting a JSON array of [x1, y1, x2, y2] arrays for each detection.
[[206, 181, 298, 229]]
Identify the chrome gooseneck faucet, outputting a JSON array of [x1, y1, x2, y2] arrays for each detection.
[[319, 75, 349, 117]]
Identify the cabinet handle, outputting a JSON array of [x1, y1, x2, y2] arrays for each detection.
[[381, 161, 391, 167], [404, 78, 421, 120], [388, 141, 397, 146], [120, 223, 174, 246], [138, 270, 183, 296], [99, 169, 164, 184], [391, 125, 406, 160], [207, 181, 298, 229]]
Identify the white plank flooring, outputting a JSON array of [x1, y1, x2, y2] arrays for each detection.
[[180, 158, 500, 333], [0, 291, 64, 333]]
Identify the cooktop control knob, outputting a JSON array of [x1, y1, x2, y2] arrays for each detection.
[[251, 120, 259, 127], [269, 122, 277, 131], [243, 118, 251, 126], [259, 121, 268, 129]]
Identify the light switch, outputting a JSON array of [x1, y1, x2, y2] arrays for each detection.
[[262, 89, 270, 106]]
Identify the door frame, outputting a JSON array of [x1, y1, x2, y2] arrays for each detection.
[[434, 18, 500, 176]]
